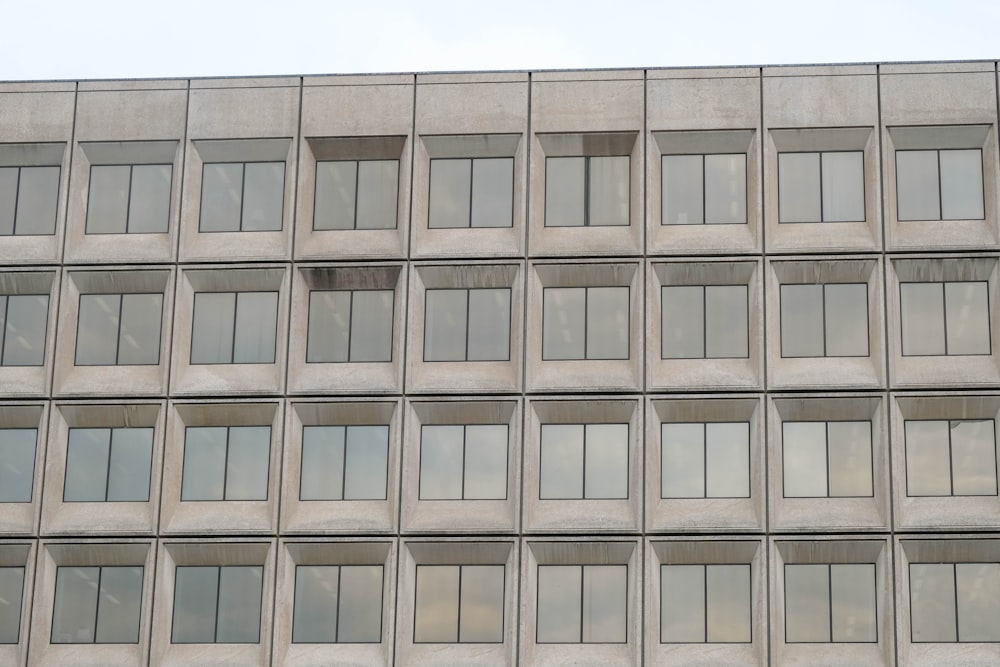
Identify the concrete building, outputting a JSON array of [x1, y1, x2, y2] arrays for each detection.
[[0, 61, 998, 666]]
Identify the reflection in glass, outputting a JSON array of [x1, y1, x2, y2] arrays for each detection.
[[191, 291, 277, 365], [782, 422, 827, 497], [76, 293, 162, 365], [86, 166, 129, 234], [900, 282, 945, 356], [293, 565, 383, 643], [537, 565, 626, 643], [662, 564, 751, 643], [956, 563, 1000, 641], [171, 566, 218, 643], [199, 163, 242, 232], [539, 424, 584, 499], [307, 290, 393, 363], [0, 567, 24, 644], [780, 284, 823, 357], [233, 292, 278, 363], [64, 427, 153, 502], [540, 423, 627, 499], [414, 565, 504, 643], [0, 294, 49, 366], [300, 425, 389, 501], [190, 292, 235, 364], [200, 162, 283, 232], [52, 566, 142, 644], [314, 159, 398, 230], [0, 428, 36, 502], [466, 289, 510, 361]]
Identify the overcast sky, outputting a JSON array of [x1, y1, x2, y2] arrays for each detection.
[[3, 0, 999, 81]]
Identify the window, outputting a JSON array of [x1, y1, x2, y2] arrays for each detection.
[[199, 162, 284, 232], [545, 156, 629, 227], [0, 567, 24, 644], [292, 565, 382, 643], [536, 565, 626, 643], [171, 566, 262, 643], [428, 157, 513, 228], [0, 428, 36, 502], [662, 153, 746, 225], [314, 159, 398, 230], [542, 286, 628, 360], [190, 291, 278, 364], [424, 288, 510, 362], [75, 293, 162, 365], [0, 165, 59, 235], [905, 419, 997, 496], [419, 424, 507, 500], [661, 422, 749, 499], [414, 565, 504, 643], [62, 427, 153, 502], [299, 425, 389, 501], [86, 164, 171, 234], [661, 564, 751, 643], [778, 151, 864, 223], [661, 285, 748, 359], [539, 424, 627, 500], [900, 281, 990, 356], [897, 149, 984, 221], [909, 563, 1000, 642], [782, 421, 873, 498], [780, 283, 868, 357], [784, 563, 877, 642], [181, 426, 270, 501], [306, 290, 393, 363], [51, 566, 143, 644], [0, 294, 49, 366]]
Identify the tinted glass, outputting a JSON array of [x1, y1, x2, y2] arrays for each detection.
[[537, 565, 581, 642], [87, 165, 130, 234], [0, 567, 24, 644], [661, 564, 704, 642], [233, 292, 278, 363], [350, 290, 393, 362], [545, 157, 584, 227], [896, 150, 940, 221], [342, 425, 389, 501], [106, 427, 153, 502], [940, 149, 984, 220], [356, 160, 398, 230], [466, 288, 510, 361], [428, 159, 471, 228], [827, 421, 873, 497], [2, 294, 48, 366], [662, 155, 703, 225], [951, 420, 998, 495], [0, 428, 35, 502], [821, 151, 865, 222], [584, 423, 628, 499], [15, 166, 59, 235], [172, 566, 219, 643], [582, 565, 626, 642], [956, 563, 1000, 641], [542, 287, 585, 360], [414, 565, 459, 642], [424, 289, 467, 361], [127, 164, 171, 233], [93, 566, 143, 643], [241, 162, 284, 231], [299, 426, 345, 500], [830, 564, 876, 642], [292, 565, 339, 643], [464, 424, 507, 500], [706, 285, 748, 358], [200, 163, 242, 232], [661, 423, 705, 498], [589, 156, 629, 226], [780, 284, 824, 357], [824, 283, 868, 357], [181, 427, 227, 501], [52, 566, 99, 643], [459, 565, 504, 642], [306, 291, 350, 363], [225, 426, 270, 501], [785, 564, 830, 642], [706, 422, 751, 498], [944, 281, 990, 355], [0, 168, 17, 235], [707, 565, 752, 642], [314, 161, 356, 230], [190, 292, 235, 364], [705, 153, 747, 224], [587, 287, 628, 360], [900, 283, 945, 356], [117, 293, 162, 365], [420, 425, 464, 500], [338, 565, 383, 642], [783, 422, 828, 497], [661, 286, 703, 359], [63, 428, 111, 502], [539, 424, 583, 499], [778, 153, 821, 223], [471, 158, 513, 228], [76, 294, 121, 365], [215, 566, 262, 643], [909, 563, 957, 642], [905, 421, 954, 496], [51, 566, 143, 644]]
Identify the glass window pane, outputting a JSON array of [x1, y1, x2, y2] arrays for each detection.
[[299, 426, 345, 500], [909, 563, 957, 642], [827, 421, 873, 497], [785, 564, 831, 642], [661, 565, 705, 642], [233, 292, 278, 363], [707, 565, 751, 643], [420, 425, 464, 500], [241, 162, 284, 231], [662, 286, 704, 359], [945, 281, 990, 355], [824, 283, 869, 357], [306, 291, 350, 363], [463, 424, 507, 500], [117, 293, 162, 365], [106, 428, 153, 502], [705, 153, 747, 224], [190, 292, 235, 364], [545, 157, 585, 227], [537, 565, 581, 643], [778, 153, 821, 223], [171, 566, 219, 643], [15, 166, 59, 235], [459, 565, 504, 642], [424, 289, 467, 361], [356, 160, 398, 230], [900, 283, 945, 356], [94, 566, 143, 643], [706, 285, 748, 358], [216, 566, 263, 643], [589, 156, 629, 226], [951, 420, 998, 495], [87, 165, 130, 234], [831, 564, 876, 642], [584, 423, 628, 499], [76, 294, 120, 365], [661, 423, 705, 498], [3, 294, 48, 366], [905, 421, 952, 496], [662, 155, 703, 225], [314, 161, 357, 230], [821, 152, 865, 222], [780, 284, 824, 357], [343, 425, 389, 500], [414, 565, 459, 642], [0, 428, 36, 502], [542, 287, 585, 360], [52, 567, 99, 643], [127, 164, 172, 233], [897, 151, 940, 221], [338, 565, 382, 642], [350, 290, 393, 362], [63, 428, 111, 502], [587, 286, 629, 360], [956, 563, 1000, 641], [181, 427, 227, 501], [0, 568, 24, 644], [225, 426, 270, 501], [0, 169, 17, 235], [429, 159, 471, 228], [706, 422, 751, 498], [783, 422, 828, 497], [940, 149, 984, 220], [540, 424, 584, 499], [292, 565, 338, 643], [582, 565, 626, 643], [471, 158, 513, 228], [467, 288, 510, 361], [200, 163, 242, 232]]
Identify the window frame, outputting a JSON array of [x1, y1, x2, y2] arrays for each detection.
[[299, 423, 390, 502], [74, 292, 164, 367], [660, 151, 748, 226], [0, 164, 61, 237], [895, 147, 986, 222], [85, 162, 173, 235], [428, 156, 515, 229], [62, 426, 154, 503], [660, 420, 752, 500], [306, 288, 395, 364], [903, 418, 998, 497], [179, 424, 271, 503], [414, 563, 506, 643], [660, 563, 753, 644], [198, 160, 286, 233], [538, 422, 629, 500], [422, 286, 512, 362], [541, 285, 631, 361], [776, 149, 866, 224], [190, 290, 279, 365], [660, 283, 750, 360], [51, 564, 145, 644], [418, 423, 509, 501], [0, 542, 32, 659], [779, 282, 870, 358], [0, 292, 49, 368], [313, 157, 400, 231], [899, 280, 992, 357], [781, 419, 875, 499], [544, 154, 631, 227], [782, 562, 878, 644]]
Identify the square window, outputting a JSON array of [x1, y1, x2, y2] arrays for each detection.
[[905, 419, 998, 496], [0, 428, 36, 503], [419, 424, 507, 500], [780, 283, 868, 357], [545, 156, 629, 227], [661, 422, 750, 499], [784, 563, 877, 642], [292, 564, 383, 643], [540, 423, 628, 500], [180, 426, 270, 501], [0, 165, 60, 236], [660, 564, 751, 643], [910, 562, 1000, 642], [306, 289, 393, 363], [662, 153, 747, 225], [429, 157, 513, 229], [423, 288, 511, 362], [51, 565, 143, 644], [63, 427, 153, 502], [542, 286, 629, 360], [171, 565, 263, 644], [897, 149, 984, 221], [413, 564, 505, 643], [0, 566, 24, 644], [0, 294, 49, 366], [661, 285, 748, 359], [777, 151, 864, 223], [75, 293, 162, 366], [199, 162, 284, 232], [900, 281, 991, 356], [190, 291, 278, 364], [86, 164, 171, 234], [299, 424, 389, 501], [782, 421, 873, 498], [536, 564, 627, 643], [314, 159, 398, 230]]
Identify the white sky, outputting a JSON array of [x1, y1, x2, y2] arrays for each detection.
[[2, 0, 999, 81]]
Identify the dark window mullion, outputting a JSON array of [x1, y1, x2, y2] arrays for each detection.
[[352, 161, 361, 230], [825, 422, 831, 498], [937, 150, 944, 221], [334, 565, 342, 643], [827, 564, 834, 642], [11, 168, 22, 235], [947, 420, 956, 496], [818, 152, 825, 222], [821, 284, 829, 357], [124, 165, 135, 233], [460, 424, 468, 500], [113, 295, 125, 365], [579, 565, 585, 642], [464, 289, 471, 361], [583, 157, 590, 226], [221, 427, 231, 501], [0, 297, 11, 365], [581, 425, 588, 499], [703, 564, 709, 642], [583, 288, 590, 360], [345, 291, 355, 362], [701, 286, 708, 359], [91, 566, 105, 644], [104, 428, 116, 502], [341, 426, 350, 501], [701, 155, 707, 225], [213, 566, 223, 643], [953, 564, 960, 641], [230, 292, 240, 363], [940, 283, 949, 355], [456, 565, 464, 642], [468, 159, 476, 228], [238, 163, 248, 231]]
